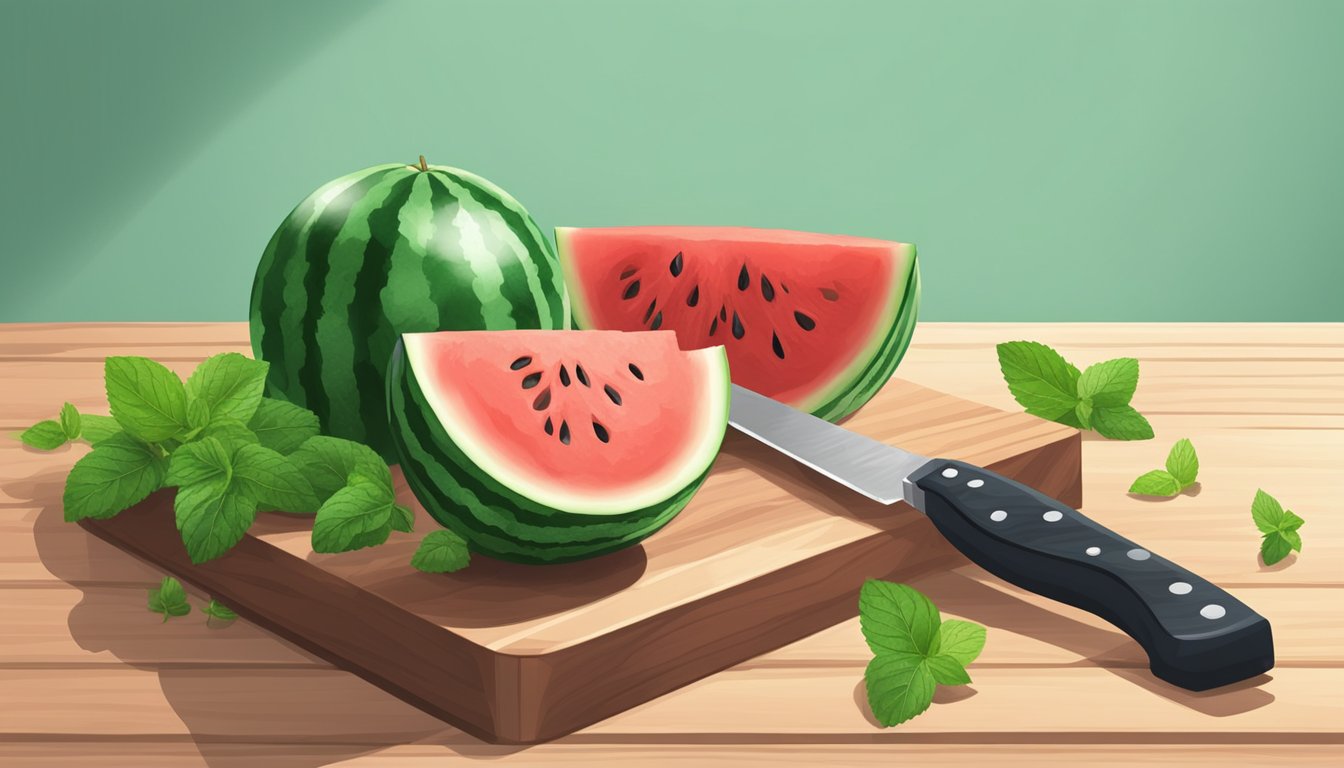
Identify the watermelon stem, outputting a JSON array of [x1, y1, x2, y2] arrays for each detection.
[[417, 155, 429, 172]]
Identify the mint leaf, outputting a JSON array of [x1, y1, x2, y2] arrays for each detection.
[[290, 436, 389, 503], [59, 402, 81, 439], [1253, 490, 1304, 565], [202, 599, 237, 621], [1260, 533, 1293, 565], [232, 443, 318, 513], [199, 418, 260, 455], [925, 653, 972, 686], [105, 356, 189, 442], [934, 619, 986, 667], [63, 433, 168, 521], [185, 353, 268, 425], [78, 414, 122, 444], [1128, 469, 1183, 497], [1091, 405, 1154, 441], [859, 579, 941, 657], [996, 341, 1081, 422], [864, 654, 936, 727], [186, 396, 211, 432], [411, 529, 470, 573], [165, 437, 232, 488], [1077, 358, 1139, 408], [19, 420, 67, 450], [247, 398, 320, 455], [174, 476, 257, 564], [1165, 438, 1199, 487], [389, 503, 415, 533], [147, 577, 191, 622], [311, 478, 395, 553], [1250, 489, 1285, 533]]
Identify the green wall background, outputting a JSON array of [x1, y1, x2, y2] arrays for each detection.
[[3, 0, 1341, 322]]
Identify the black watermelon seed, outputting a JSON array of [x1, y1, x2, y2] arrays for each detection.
[[510, 356, 531, 370], [628, 363, 644, 380], [781, 282, 790, 293], [575, 364, 590, 387], [604, 384, 623, 405], [669, 252, 684, 277], [521, 372, 542, 389], [623, 280, 641, 300], [559, 365, 571, 386], [559, 420, 571, 445], [771, 332, 785, 359], [760, 275, 775, 302], [731, 312, 745, 340], [820, 287, 839, 301], [643, 298, 657, 323], [544, 417, 554, 435], [593, 421, 610, 443], [709, 317, 719, 336], [650, 311, 663, 331], [686, 285, 699, 307], [737, 264, 749, 290], [794, 311, 816, 331], [620, 266, 637, 279], [532, 387, 551, 410], [719, 306, 727, 321]]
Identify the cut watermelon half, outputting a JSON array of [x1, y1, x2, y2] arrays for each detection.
[[557, 226, 919, 421], [388, 330, 729, 563]]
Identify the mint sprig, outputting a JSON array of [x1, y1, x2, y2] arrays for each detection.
[[148, 577, 191, 622], [859, 580, 986, 727], [996, 341, 1153, 440], [1252, 489, 1304, 566], [1129, 438, 1199, 497]]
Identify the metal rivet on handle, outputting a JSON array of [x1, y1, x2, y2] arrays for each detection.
[[990, 510, 1007, 522], [1085, 546, 1101, 556], [1127, 548, 1151, 561], [941, 467, 958, 479], [967, 479, 984, 488], [1169, 582, 1193, 595], [1042, 510, 1063, 522], [1200, 604, 1226, 620]]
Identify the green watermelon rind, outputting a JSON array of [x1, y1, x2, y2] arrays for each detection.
[[249, 163, 569, 461], [388, 339, 729, 564]]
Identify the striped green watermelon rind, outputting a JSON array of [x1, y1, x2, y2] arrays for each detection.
[[387, 339, 727, 564], [249, 163, 569, 461]]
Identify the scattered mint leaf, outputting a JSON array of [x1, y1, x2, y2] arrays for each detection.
[[232, 443, 319, 513], [1090, 405, 1154, 441], [19, 420, 67, 450], [933, 619, 986, 667], [199, 418, 260, 455], [247, 397, 320, 455], [859, 580, 941, 657], [185, 353, 268, 425], [147, 577, 191, 622], [864, 653, 936, 727], [63, 433, 168, 521], [165, 436, 232, 489], [1252, 489, 1304, 565], [105, 356, 189, 442], [1077, 357, 1139, 408], [1165, 438, 1199, 487], [925, 653, 972, 686], [995, 341, 1081, 422], [411, 529, 470, 573], [59, 402, 81, 440], [1129, 470, 1183, 497], [311, 477, 396, 553], [202, 599, 237, 622], [290, 436, 390, 503], [78, 414, 122, 444], [174, 475, 257, 564], [389, 502, 415, 533]]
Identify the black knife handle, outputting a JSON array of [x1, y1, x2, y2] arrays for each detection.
[[909, 459, 1273, 691]]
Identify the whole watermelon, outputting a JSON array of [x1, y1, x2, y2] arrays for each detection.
[[249, 160, 568, 460]]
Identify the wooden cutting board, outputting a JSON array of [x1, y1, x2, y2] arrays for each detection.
[[81, 378, 1079, 744]]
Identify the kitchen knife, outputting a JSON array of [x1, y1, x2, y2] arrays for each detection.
[[729, 384, 1273, 691]]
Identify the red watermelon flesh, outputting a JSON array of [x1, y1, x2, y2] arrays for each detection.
[[558, 226, 919, 421]]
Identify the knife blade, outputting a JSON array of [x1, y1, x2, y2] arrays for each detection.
[[728, 384, 1274, 692]]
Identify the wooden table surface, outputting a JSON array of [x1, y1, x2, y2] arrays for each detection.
[[1, 322, 1341, 766]]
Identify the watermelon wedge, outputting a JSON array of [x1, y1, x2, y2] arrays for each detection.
[[557, 226, 919, 421], [388, 330, 729, 564]]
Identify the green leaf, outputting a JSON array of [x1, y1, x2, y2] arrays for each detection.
[[199, 418, 260, 455], [1165, 438, 1199, 488], [1261, 532, 1293, 565], [232, 443, 319, 513], [934, 619, 986, 667], [19, 420, 67, 450], [290, 436, 390, 503], [247, 398, 320, 455], [311, 479, 396, 554], [1090, 405, 1154, 441], [78, 414, 122, 444], [1253, 490, 1304, 566], [105, 356, 189, 442], [147, 577, 191, 622], [925, 653, 972, 686], [1074, 398, 1093, 430], [996, 341, 1081, 422], [185, 353, 269, 425], [864, 654, 936, 727], [410, 530, 470, 573], [186, 396, 212, 432], [1128, 469, 1183, 497], [1250, 489, 1285, 533], [1076, 357, 1139, 408], [858, 580, 941, 657], [389, 503, 415, 533], [59, 402, 81, 439], [165, 437, 232, 488], [1279, 510, 1305, 533], [173, 477, 257, 564], [202, 599, 237, 621], [63, 433, 168, 521]]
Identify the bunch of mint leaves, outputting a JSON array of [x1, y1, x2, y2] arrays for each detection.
[[1252, 489, 1305, 566], [18, 353, 468, 573], [859, 580, 986, 727], [996, 341, 1153, 440], [1129, 438, 1199, 497]]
